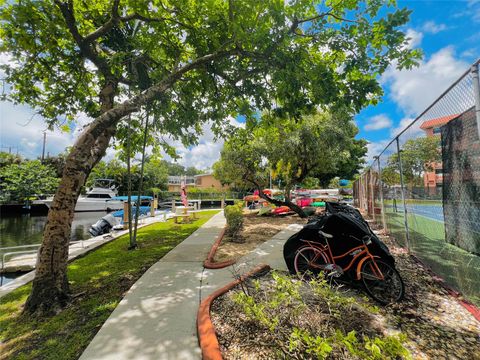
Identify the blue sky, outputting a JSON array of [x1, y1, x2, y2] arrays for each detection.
[[0, 0, 479, 169], [357, 0, 480, 162]]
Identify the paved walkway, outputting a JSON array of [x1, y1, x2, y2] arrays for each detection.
[[80, 212, 302, 360]]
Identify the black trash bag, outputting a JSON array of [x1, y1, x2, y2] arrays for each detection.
[[284, 212, 394, 274]]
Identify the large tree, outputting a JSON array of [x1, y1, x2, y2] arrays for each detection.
[[315, 137, 368, 187], [214, 109, 367, 217], [385, 136, 441, 187], [0, 0, 419, 313]]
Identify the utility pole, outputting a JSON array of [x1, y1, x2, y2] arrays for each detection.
[[41, 131, 47, 162]]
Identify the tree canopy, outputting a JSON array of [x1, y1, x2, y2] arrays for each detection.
[[1, 0, 420, 143], [0, 160, 59, 202], [214, 109, 366, 216], [383, 136, 441, 187], [0, 0, 421, 313]]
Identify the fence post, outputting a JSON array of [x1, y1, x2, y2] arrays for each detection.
[[375, 156, 387, 232], [471, 62, 480, 139], [396, 137, 410, 251], [369, 168, 375, 221], [358, 173, 365, 211]]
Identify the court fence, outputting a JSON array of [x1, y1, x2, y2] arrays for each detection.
[[353, 59, 480, 306]]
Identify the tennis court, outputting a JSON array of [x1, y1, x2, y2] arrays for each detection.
[[385, 201, 444, 223]]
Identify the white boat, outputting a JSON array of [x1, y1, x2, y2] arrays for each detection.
[[34, 179, 125, 212]]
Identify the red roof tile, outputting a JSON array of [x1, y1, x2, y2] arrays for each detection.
[[420, 114, 460, 130]]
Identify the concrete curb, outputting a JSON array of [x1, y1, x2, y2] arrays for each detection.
[[203, 226, 236, 269], [197, 264, 271, 360]]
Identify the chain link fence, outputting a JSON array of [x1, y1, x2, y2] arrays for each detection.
[[354, 59, 480, 306]]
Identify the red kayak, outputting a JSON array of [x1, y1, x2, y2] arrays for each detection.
[[272, 206, 291, 214]]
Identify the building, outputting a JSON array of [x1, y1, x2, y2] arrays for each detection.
[[167, 173, 228, 192], [420, 114, 459, 188], [167, 176, 195, 192], [194, 173, 228, 190]]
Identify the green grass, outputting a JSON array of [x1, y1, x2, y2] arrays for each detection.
[[384, 209, 480, 306], [0, 210, 219, 360]]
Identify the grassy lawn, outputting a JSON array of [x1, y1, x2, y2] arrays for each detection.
[[384, 209, 480, 306], [0, 210, 219, 360]]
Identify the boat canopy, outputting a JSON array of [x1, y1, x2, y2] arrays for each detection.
[[109, 196, 153, 201]]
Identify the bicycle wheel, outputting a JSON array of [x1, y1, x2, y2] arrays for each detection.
[[294, 246, 329, 276], [360, 259, 404, 305]]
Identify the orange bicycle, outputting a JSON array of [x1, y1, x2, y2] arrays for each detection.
[[293, 230, 404, 304]]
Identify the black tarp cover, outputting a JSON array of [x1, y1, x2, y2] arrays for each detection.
[[284, 212, 394, 273]]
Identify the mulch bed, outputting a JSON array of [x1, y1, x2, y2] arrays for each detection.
[[213, 211, 307, 263], [211, 225, 480, 359], [375, 231, 480, 359]]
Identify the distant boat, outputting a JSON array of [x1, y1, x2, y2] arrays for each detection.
[[33, 179, 125, 212]]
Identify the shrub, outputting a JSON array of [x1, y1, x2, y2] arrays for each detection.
[[232, 272, 410, 359], [224, 202, 244, 238]]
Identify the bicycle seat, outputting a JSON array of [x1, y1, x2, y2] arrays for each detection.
[[319, 230, 333, 239]]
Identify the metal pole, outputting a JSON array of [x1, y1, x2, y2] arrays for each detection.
[[41, 131, 46, 162], [396, 137, 410, 251], [375, 156, 387, 232], [471, 63, 480, 139]]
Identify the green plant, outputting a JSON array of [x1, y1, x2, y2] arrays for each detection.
[[224, 203, 244, 238], [232, 272, 410, 359], [0, 160, 59, 202]]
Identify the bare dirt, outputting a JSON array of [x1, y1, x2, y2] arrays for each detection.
[[212, 210, 308, 263]]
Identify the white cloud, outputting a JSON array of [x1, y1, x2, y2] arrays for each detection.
[[161, 116, 245, 170], [381, 46, 470, 116], [460, 48, 478, 59], [0, 102, 76, 159], [364, 139, 391, 164], [389, 117, 426, 145], [421, 21, 447, 34], [0, 95, 245, 170], [453, 0, 480, 22], [404, 28, 423, 49], [364, 114, 393, 131]]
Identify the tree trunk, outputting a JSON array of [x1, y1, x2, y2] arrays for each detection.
[[22, 50, 235, 314], [24, 81, 117, 315], [256, 186, 307, 218]]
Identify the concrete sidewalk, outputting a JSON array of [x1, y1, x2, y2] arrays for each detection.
[[80, 212, 303, 360]]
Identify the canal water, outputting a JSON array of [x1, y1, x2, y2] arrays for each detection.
[[1, 212, 106, 286]]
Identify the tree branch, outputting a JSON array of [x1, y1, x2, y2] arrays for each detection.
[[83, 0, 121, 43], [86, 48, 240, 136], [244, 175, 306, 217], [54, 0, 112, 76], [289, 11, 357, 33], [119, 13, 194, 30]]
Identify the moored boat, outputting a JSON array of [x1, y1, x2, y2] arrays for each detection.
[[33, 179, 124, 212]]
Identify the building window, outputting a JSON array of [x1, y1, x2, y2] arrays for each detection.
[[433, 127, 441, 134]]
